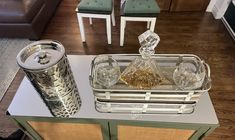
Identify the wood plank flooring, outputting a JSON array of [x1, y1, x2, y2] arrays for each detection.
[[0, 0, 235, 139]]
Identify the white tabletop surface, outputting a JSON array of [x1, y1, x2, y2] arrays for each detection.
[[8, 55, 219, 124]]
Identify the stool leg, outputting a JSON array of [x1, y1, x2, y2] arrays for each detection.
[[106, 15, 111, 44], [111, 8, 116, 26], [89, 18, 92, 25], [147, 21, 150, 29], [124, 18, 126, 29], [120, 17, 125, 46], [77, 13, 86, 42], [150, 18, 156, 32]]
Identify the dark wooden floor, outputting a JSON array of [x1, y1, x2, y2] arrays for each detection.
[[0, 0, 235, 139]]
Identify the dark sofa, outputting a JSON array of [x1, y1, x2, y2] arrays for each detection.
[[0, 0, 61, 40]]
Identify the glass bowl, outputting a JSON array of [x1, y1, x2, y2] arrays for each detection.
[[173, 59, 206, 90], [93, 55, 121, 88]]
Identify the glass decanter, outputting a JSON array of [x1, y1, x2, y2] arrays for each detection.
[[120, 30, 166, 89]]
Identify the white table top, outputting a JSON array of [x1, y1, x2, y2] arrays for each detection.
[[8, 55, 219, 124]]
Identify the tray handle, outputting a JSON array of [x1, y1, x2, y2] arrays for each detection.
[[89, 57, 96, 85], [202, 61, 212, 89]]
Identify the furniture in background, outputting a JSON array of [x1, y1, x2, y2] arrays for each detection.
[[0, 0, 61, 40], [169, 0, 210, 12], [211, 0, 231, 19], [156, 0, 210, 12], [76, 0, 115, 44], [120, 0, 160, 46], [7, 55, 219, 140], [222, 0, 235, 41], [156, 0, 172, 11]]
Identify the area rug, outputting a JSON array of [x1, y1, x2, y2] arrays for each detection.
[[0, 38, 32, 102]]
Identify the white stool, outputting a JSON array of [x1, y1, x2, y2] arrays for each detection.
[[120, 0, 160, 46], [76, 0, 115, 44]]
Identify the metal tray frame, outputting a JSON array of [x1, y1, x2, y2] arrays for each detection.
[[95, 99, 195, 114], [89, 54, 211, 114]]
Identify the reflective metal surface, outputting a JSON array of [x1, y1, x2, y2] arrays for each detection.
[[17, 40, 81, 117]]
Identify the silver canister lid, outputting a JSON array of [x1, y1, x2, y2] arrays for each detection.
[[16, 40, 65, 70]]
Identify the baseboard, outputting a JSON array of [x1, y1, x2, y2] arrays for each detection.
[[222, 17, 235, 41]]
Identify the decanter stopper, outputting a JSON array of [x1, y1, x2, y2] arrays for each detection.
[[138, 30, 160, 59]]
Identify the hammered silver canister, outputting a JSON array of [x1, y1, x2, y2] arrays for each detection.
[[16, 40, 81, 118]]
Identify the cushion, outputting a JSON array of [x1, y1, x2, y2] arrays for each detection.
[[122, 0, 160, 17], [77, 0, 112, 14], [0, 0, 44, 23]]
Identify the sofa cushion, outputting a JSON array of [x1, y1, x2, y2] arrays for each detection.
[[121, 0, 160, 17], [77, 0, 112, 14], [0, 0, 44, 23]]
